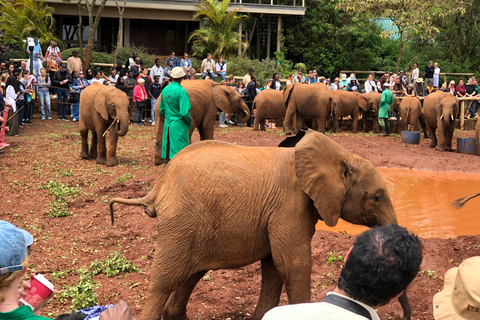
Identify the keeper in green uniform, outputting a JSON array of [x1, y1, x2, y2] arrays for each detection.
[[378, 83, 393, 136], [160, 66, 192, 162]]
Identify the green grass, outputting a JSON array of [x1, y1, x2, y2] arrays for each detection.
[[39, 180, 81, 217], [116, 173, 135, 184], [326, 251, 345, 266]]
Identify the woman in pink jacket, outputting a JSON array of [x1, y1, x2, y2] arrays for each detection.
[[133, 78, 147, 125]]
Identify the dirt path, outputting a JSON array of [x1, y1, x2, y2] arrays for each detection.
[[1, 119, 478, 319]]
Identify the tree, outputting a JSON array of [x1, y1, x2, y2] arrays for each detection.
[[0, 0, 59, 47], [189, 0, 248, 59], [112, 0, 127, 65], [336, 0, 465, 72]]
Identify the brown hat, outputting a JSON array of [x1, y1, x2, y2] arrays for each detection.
[[433, 257, 480, 320]]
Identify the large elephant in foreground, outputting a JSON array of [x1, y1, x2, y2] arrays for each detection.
[[253, 89, 285, 131], [154, 80, 250, 165], [399, 97, 428, 137], [79, 82, 130, 166], [283, 83, 334, 134], [423, 92, 459, 151], [331, 90, 369, 133], [109, 130, 404, 320]]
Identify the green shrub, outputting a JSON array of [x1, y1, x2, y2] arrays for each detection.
[[60, 268, 99, 310], [114, 45, 155, 68], [40, 180, 81, 217], [90, 252, 139, 277]]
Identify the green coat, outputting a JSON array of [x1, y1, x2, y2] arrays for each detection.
[[378, 88, 393, 119], [160, 81, 192, 160]]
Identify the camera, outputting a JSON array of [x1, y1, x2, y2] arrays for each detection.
[[207, 69, 211, 74]]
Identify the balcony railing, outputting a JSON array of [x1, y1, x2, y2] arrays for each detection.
[[152, 0, 305, 7]]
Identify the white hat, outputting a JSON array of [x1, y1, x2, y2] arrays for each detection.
[[171, 67, 186, 79], [433, 256, 480, 320]]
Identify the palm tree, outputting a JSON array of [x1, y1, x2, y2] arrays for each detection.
[[189, 0, 248, 59], [0, 0, 60, 47]]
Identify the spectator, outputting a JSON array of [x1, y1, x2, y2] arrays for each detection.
[[133, 78, 147, 125], [0, 63, 14, 87], [5, 74, 19, 136], [19, 61, 27, 72], [150, 59, 164, 84], [325, 78, 331, 87], [364, 73, 378, 93], [392, 77, 404, 97], [377, 75, 386, 93], [0, 87, 8, 150], [130, 57, 142, 79], [424, 81, 435, 96], [115, 62, 125, 78], [37, 69, 51, 120], [243, 68, 254, 86], [307, 71, 317, 84], [339, 73, 349, 90], [165, 51, 179, 68], [215, 56, 227, 81], [412, 62, 419, 82], [107, 68, 119, 86], [465, 78, 476, 119], [472, 78, 480, 119], [379, 83, 393, 136], [26, 40, 43, 60], [125, 52, 141, 72], [270, 73, 281, 90], [293, 70, 305, 83], [456, 79, 466, 100], [313, 70, 319, 81], [406, 65, 413, 84], [84, 68, 94, 85], [70, 71, 83, 122], [244, 75, 257, 127], [347, 76, 359, 92], [47, 52, 60, 73], [286, 73, 294, 86], [404, 83, 415, 96], [201, 53, 216, 81], [26, 52, 44, 77], [149, 75, 161, 126], [424, 61, 434, 86], [0, 45, 9, 65], [180, 53, 192, 70], [184, 68, 192, 80], [413, 78, 424, 98], [115, 76, 127, 94], [45, 41, 61, 63], [137, 67, 152, 122], [329, 77, 339, 90], [159, 67, 192, 162], [164, 60, 173, 78], [67, 50, 82, 74], [91, 71, 107, 85], [433, 62, 440, 88], [263, 225, 423, 320], [0, 220, 58, 319], [52, 63, 72, 121], [236, 81, 246, 96], [188, 68, 196, 80], [389, 73, 397, 87], [17, 71, 27, 128], [440, 82, 447, 92], [124, 71, 136, 121], [399, 70, 406, 84], [78, 70, 89, 89], [445, 80, 456, 96]]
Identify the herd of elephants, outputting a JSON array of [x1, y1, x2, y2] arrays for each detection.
[[74, 80, 480, 320]]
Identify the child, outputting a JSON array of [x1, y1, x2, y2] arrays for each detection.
[[0, 220, 57, 319]]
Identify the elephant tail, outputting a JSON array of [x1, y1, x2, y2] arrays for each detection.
[[452, 192, 480, 209], [109, 195, 156, 225]]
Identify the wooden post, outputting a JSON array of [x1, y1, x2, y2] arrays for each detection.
[[257, 16, 261, 59], [276, 16, 282, 53], [443, 74, 447, 86], [460, 100, 465, 130]]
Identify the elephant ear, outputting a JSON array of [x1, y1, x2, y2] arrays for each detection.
[[94, 87, 110, 121], [356, 94, 369, 111], [283, 84, 295, 109], [295, 130, 350, 227], [212, 84, 234, 113]]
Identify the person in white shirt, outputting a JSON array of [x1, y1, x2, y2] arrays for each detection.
[[262, 225, 423, 320], [329, 77, 339, 90], [107, 68, 119, 86], [150, 59, 164, 85], [364, 73, 378, 93], [215, 56, 227, 81], [201, 53, 216, 81], [412, 62, 419, 82]]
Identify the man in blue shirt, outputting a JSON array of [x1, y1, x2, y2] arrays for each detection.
[[165, 52, 179, 68]]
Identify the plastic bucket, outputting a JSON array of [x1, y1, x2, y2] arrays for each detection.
[[456, 138, 479, 155], [401, 131, 421, 145]]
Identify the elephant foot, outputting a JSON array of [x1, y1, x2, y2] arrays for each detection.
[[106, 158, 118, 167], [434, 146, 446, 152], [429, 143, 437, 148], [253, 128, 259, 131], [96, 157, 106, 165], [260, 127, 266, 131], [155, 157, 165, 166], [352, 130, 358, 134], [80, 152, 89, 160], [284, 129, 293, 135]]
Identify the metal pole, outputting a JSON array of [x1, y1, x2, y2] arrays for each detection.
[[276, 16, 282, 53], [266, 16, 271, 59]]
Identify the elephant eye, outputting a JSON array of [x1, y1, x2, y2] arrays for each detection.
[[374, 195, 383, 202], [112, 104, 115, 108]]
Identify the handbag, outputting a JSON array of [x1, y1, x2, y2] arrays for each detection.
[[136, 100, 146, 109], [70, 92, 80, 103]]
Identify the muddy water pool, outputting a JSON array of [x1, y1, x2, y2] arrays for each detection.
[[316, 168, 480, 239]]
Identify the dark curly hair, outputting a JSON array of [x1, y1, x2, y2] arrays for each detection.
[[338, 224, 423, 307]]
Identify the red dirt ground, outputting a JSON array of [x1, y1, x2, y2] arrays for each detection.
[[1, 117, 479, 320]]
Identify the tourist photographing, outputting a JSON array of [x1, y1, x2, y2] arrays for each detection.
[[201, 53, 216, 81]]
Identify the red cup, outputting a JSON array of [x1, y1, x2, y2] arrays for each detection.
[[19, 274, 55, 310]]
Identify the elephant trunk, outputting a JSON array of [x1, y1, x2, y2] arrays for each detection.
[[237, 103, 250, 123], [115, 114, 130, 137], [109, 193, 156, 225]]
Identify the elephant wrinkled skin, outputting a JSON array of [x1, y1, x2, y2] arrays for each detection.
[[331, 90, 368, 133], [399, 97, 428, 137], [423, 92, 459, 151], [253, 90, 285, 131], [154, 80, 250, 165], [110, 130, 399, 320], [79, 82, 130, 166]]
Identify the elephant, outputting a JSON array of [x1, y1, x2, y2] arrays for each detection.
[[423, 92, 459, 151], [398, 97, 428, 137], [361, 92, 382, 133], [109, 129, 404, 320], [252, 89, 285, 131], [79, 82, 130, 166], [154, 80, 250, 165], [331, 90, 369, 133], [283, 83, 334, 134]]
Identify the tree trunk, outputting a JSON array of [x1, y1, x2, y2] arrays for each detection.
[[83, 0, 108, 70], [112, 0, 127, 65], [76, 2, 84, 67], [395, 31, 405, 73]]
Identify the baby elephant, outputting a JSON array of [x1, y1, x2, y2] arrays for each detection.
[[252, 89, 285, 131], [109, 130, 405, 320], [399, 97, 428, 137]]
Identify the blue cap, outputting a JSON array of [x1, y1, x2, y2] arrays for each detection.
[[0, 221, 33, 275]]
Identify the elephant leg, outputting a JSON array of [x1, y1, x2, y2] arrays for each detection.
[[201, 121, 215, 140], [419, 116, 428, 138], [90, 130, 98, 160], [436, 121, 446, 151], [399, 290, 411, 320], [106, 130, 119, 167], [428, 126, 437, 148], [283, 103, 296, 135], [445, 127, 454, 151], [352, 109, 359, 133], [294, 113, 305, 134], [260, 119, 266, 131], [253, 114, 260, 131], [252, 256, 284, 320], [162, 271, 207, 320], [316, 116, 325, 133], [95, 128, 107, 165], [373, 116, 381, 133], [362, 111, 369, 132], [80, 126, 89, 159]]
